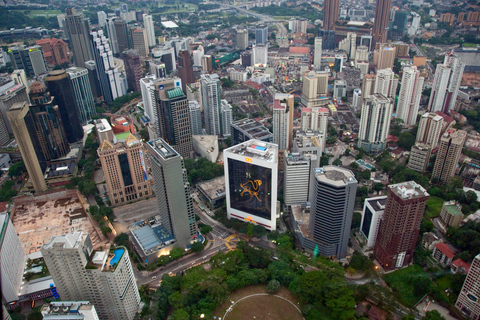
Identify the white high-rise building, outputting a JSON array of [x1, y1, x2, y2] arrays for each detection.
[[353, 89, 362, 110], [416, 112, 444, 148], [273, 93, 294, 151], [41, 232, 140, 320], [360, 74, 376, 110], [374, 68, 398, 99], [189, 100, 203, 135], [301, 71, 329, 108], [97, 11, 107, 27], [358, 93, 394, 153], [359, 196, 387, 248], [106, 18, 119, 55], [201, 74, 222, 135], [355, 45, 369, 62], [192, 45, 204, 67], [301, 107, 328, 133], [252, 44, 268, 66], [333, 80, 347, 100], [220, 99, 233, 137], [396, 66, 425, 126], [313, 37, 322, 68], [1, 213, 26, 304], [339, 32, 356, 60], [408, 13, 421, 36], [428, 53, 465, 114], [143, 14, 156, 47], [224, 140, 278, 230], [140, 75, 156, 123], [284, 153, 316, 206]]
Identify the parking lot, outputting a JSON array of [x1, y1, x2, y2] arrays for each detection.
[[112, 198, 159, 233]]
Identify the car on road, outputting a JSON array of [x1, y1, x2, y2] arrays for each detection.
[[152, 276, 156, 280]]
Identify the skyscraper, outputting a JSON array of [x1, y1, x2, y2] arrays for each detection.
[[301, 71, 329, 108], [177, 50, 194, 92], [313, 37, 322, 68], [374, 68, 398, 99], [154, 78, 193, 158], [147, 138, 197, 249], [201, 74, 222, 136], [66, 67, 96, 125], [416, 112, 444, 148], [0, 81, 29, 135], [1, 212, 26, 304], [64, 8, 93, 68], [357, 94, 393, 153], [7, 102, 47, 192], [372, 0, 393, 46], [236, 29, 248, 50], [338, 32, 356, 60], [428, 53, 465, 114], [374, 44, 396, 70], [224, 140, 279, 230], [407, 143, 432, 173], [98, 133, 151, 205], [323, 0, 340, 31], [114, 19, 130, 53], [130, 27, 149, 58], [374, 181, 429, 271], [8, 45, 48, 77], [359, 74, 376, 110], [189, 100, 202, 136], [97, 11, 107, 27], [432, 129, 467, 184], [41, 232, 140, 320], [123, 50, 143, 92], [360, 196, 387, 249], [456, 253, 480, 319], [255, 26, 268, 44], [272, 93, 294, 151], [143, 14, 156, 47], [140, 75, 156, 122], [45, 70, 84, 143], [309, 166, 357, 258], [396, 66, 424, 126], [220, 99, 233, 137], [301, 107, 329, 133], [106, 18, 120, 55]]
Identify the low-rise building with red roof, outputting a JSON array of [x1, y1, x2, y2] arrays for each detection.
[[451, 258, 471, 274], [433, 242, 456, 267]]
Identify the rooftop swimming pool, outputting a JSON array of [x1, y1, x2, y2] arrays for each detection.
[[110, 248, 124, 266]]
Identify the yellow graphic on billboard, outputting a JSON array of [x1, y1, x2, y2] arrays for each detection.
[[240, 180, 262, 202]]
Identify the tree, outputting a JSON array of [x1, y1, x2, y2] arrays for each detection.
[[200, 225, 213, 235], [422, 310, 446, 320], [333, 158, 343, 166], [191, 241, 204, 252], [8, 161, 26, 178], [246, 223, 254, 236], [170, 247, 184, 260], [168, 291, 185, 309], [466, 190, 478, 204], [139, 128, 149, 141], [172, 308, 190, 320], [351, 212, 362, 230], [320, 155, 330, 166], [267, 279, 281, 293], [345, 148, 351, 156], [398, 132, 416, 150], [324, 284, 356, 320]]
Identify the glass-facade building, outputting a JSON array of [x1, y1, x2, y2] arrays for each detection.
[[359, 196, 387, 249], [67, 67, 96, 125]]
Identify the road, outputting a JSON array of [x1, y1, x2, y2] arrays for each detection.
[[329, 140, 348, 164]]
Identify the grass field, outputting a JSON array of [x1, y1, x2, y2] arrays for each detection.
[[214, 285, 303, 320], [384, 264, 431, 308], [155, 3, 197, 13], [11, 9, 62, 16], [426, 196, 445, 218]]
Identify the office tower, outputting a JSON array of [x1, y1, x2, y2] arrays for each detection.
[[284, 151, 319, 206], [97, 11, 107, 27], [114, 19, 130, 53], [374, 44, 396, 70], [120, 11, 136, 23], [374, 68, 398, 99], [360, 74, 376, 110], [8, 45, 48, 77], [177, 50, 194, 92], [1, 212, 26, 303], [355, 45, 369, 64], [301, 71, 328, 108], [192, 45, 204, 67], [28, 81, 70, 161], [236, 29, 248, 50], [456, 254, 480, 319], [360, 196, 387, 249], [255, 25, 268, 44], [143, 14, 156, 47], [224, 140, 278, 230], [140, 75, 156, 123], [408, 143, 432, 173], [323, 0, 340, 31], [432, 129, 467, 184], [372, 0, 393, 46], [220, 99, 233, 137], [408, 13, 421, 36], [35, 38, 70, 66], [428, 53, 465, 114], [57, 14, 65, 29], [339, 32, 356, 59], [41, 301, 99, 319], [231, 118, 273, 145], [152, 46, 176, 73], [416, 112, 444, 148], [66, 67, 96, 125], [11, 69, 29, 93], [313, 37, 322, 68], [147, 138, 197, 248], [358, 94, 393, 153], [334, 54, 344, 72], [65, 8, 93, 68], [45, 70, 84, 143], [309, 166, 357, 258], [98, 133, 151, 205], [391, 10, 408, 35], [7, 102, 47, 192], [333, 80, 347, 100], [374, 181, 429, 271], [95, 118, 114, 145], [106, 18, 120, 55], [301, 107, 328, 133], [202, 55, 213, 73], [41, 232, 140, 320], [90, 30, 128, 104], [85, 61, 101, 99], [149, 61, 166, 79], [201, 74, 222, 136], [154, 78, 192, 158], [123, 50, 143, 92], [0, 114, 9, 146], [252, 44, 268, 66], [273, 93, 294, 151], [0, 81, 29, 134], [111, 115, 135, 134], [353, 89, 362, 110], [189, 100, 202, 135], [130, 27, 149, 58], [396, 66, 424, 126]]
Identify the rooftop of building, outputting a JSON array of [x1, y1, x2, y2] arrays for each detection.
[[130, 219, 175, 255], [389, 181, 429, 200], [95, 118, 112, 133], [442, 201, 463, 216], [365, 196, 387, 211], [435, 242, 455, 258], [452, 258, 471, 272], [0, 81, 25, 97], [41, 301, 95, 318], [148, 138, 179, 160], [43, 231, 84, 250], [294, 132, 323, 148], [192, 135, 217, 150], [231, 118, 272, 139], [291, 205, 313, 239], [225, 139, 278, 163], [313, 166, 357, 187], [86, 247, 125, 272], [19, 275, 55, 298], [285, 152, 312, 165], [441, 128, 467, 142], [197, 176, 226, 201]]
